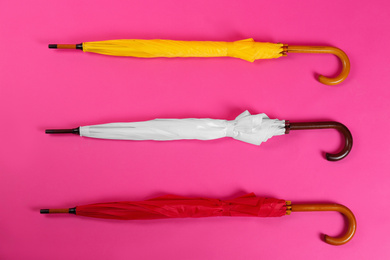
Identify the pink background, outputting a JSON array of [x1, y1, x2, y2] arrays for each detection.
[[1, 0, 389, 259]]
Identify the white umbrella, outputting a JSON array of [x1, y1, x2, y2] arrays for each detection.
[[46, 110, 352, 161]]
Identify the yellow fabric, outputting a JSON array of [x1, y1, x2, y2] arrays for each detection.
[[82, 38, 284, 62]]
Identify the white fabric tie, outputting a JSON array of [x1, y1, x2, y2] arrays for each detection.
[[226, 121, 236, 138]]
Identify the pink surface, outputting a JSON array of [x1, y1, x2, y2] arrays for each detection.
[[0, 0, 389, 259]]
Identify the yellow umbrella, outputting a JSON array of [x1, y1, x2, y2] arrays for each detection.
[[49, 38, 350, 85]]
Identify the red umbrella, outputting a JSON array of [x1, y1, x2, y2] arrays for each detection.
[[41, 193, 356, 245]]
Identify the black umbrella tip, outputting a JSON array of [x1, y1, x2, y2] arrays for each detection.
[[48, 44, 57, 49], [40, 209, 50, 214]]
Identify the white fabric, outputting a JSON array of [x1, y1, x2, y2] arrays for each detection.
[[79, 110, 286, 145]]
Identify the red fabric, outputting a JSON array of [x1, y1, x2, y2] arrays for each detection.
[[76, 193, 286, 220]]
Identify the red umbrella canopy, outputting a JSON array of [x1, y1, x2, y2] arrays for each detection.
[[76, 193, 287, 220]]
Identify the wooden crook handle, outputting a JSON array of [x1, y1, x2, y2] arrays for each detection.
[[290, 203, 356, 245], [284, 45, 350, 85], [285, 121, 353, 161]]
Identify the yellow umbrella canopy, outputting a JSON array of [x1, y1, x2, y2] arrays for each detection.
[[49, 38, 350, 85], [83, 38, 283, 62]]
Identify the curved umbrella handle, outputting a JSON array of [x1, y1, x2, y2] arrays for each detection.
[[285, 121, 352, 161], [287, 203, 356, 245], [283, 45, 350, 85]]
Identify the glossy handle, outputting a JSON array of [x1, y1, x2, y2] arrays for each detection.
[[285, 45, 350, 85], [285, 121, 353, 161], [291, 203, 356, 245]]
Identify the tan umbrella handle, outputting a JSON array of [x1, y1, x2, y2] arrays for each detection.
[[287, 202, 356, 245], [283, 45, 350, 85]]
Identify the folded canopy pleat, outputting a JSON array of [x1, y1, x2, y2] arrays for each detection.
[[76, 193, 287, 220], [82, 38, 284, 62], [79, 110, 286, 145]]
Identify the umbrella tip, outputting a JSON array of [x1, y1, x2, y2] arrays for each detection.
[[48, 44, 83, 50], [45, 128, 80, 134], [40, 209, 50, 214], [39, 208, 76, 214]]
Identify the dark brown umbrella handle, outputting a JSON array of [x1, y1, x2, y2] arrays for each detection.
[[285, 121, 353, 161], [283, 45, 350, 85], [288, 203, 356, 245]]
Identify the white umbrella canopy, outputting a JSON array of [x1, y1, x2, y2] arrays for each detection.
[[46, 110, 352, 161], [78, 111, 286, 145]]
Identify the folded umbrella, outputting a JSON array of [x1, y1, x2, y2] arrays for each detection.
[[46, 110, 353, 161], [48, 38, 350, 85], [40, 193, 356, 245]]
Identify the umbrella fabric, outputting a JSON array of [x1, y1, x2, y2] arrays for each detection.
[[76, 193, 287, 220], [79, 110, 286, 145], [82, 38, 284, 62]]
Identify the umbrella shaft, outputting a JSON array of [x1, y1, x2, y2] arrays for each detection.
[[45, 128, 80, 134], [40, 208, 76, 214], [48, 44, 83, 50]]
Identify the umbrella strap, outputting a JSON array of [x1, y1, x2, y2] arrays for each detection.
[[284, 120, 291, 134], [285, 201, 292, 215]]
